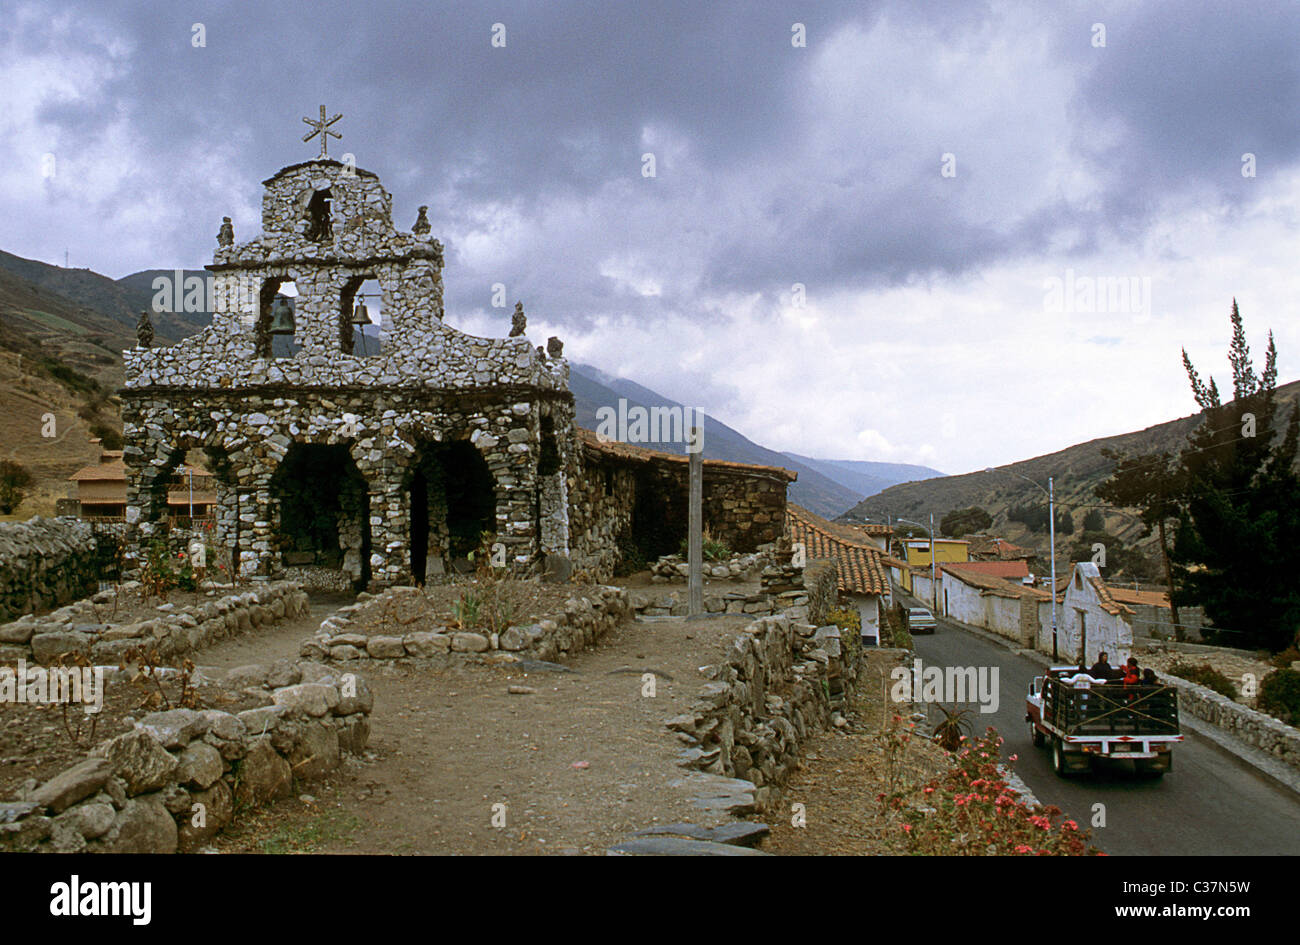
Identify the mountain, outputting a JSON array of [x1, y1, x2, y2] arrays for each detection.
[[844, 379, 1300, 556], [0, 252, 206, 344], [570, 363, 863, 517], [781, 453, 945, 500]]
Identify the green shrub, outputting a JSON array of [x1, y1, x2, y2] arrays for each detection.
[[677, 530, 730, 562], [1270, 646, 1300, 671], [1166, 660, 1238, 699], [1258, 668, 1300, 725]]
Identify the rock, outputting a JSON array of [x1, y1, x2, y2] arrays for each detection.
[[272, 682, 339, 718], [103, 796, 178, 853], [451, 632, 490, 653], [330, 644, 362, 660], [0, 622, 35, 644], [0, 801, 40, 824], [366, 635, 406, 659], [30, 757, 111, 813], [175, 742, 224, 790], [234, 740, 292, 807], [200, 710, 246, 741], [93, 730, 179, 796], [29, 631, 90, 664], [135, 708, 208, 748], [265, 659, 302, 688], [54, 801, 116, 840], [507, 685, 538, 695], [223, 663, 268, 689], [336, 714, 370, 754], [403, 631, 450, 657], [180, 780, 233, 847], [288, 723, 340, 780], [334, 673, 373, 715], [237, 705, 285, 735]]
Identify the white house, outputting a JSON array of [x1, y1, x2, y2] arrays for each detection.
[[1052, 561, 1134, 666]]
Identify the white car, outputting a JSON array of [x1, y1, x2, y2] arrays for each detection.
[[907, 606, 937, 634]]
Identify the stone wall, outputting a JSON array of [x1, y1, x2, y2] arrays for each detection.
[[0, 660, 371, 853], [299, 584, 631, 663], [568, 460, 636, 580], [1159, 670, 1300, 771], [0, 581, 309, 665], [0, 517, 98, 623], [648, 550, 772, 584], [662, 565, 860, 812], [801, 559, 838, 626]]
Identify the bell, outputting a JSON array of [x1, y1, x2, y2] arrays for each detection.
[[268, 296, 295, 335], [350, 300, 371, 326]]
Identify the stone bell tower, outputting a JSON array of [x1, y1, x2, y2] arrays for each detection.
[[121, 110, 575, 588]]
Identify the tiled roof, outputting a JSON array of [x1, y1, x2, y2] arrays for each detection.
[[942, 560, 1030, 580], [942, 565, 1053, 602], [965, 534, 1032, 560], [69, 457, 127, 481], [1088, 576, 1133, 616], [786, 504, 890, 596], [577, 428, 797, 481], [1107, 586, 1171, 609]]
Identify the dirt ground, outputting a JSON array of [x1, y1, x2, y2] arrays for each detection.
[[204, 609, 757, 854], [764, 649, 953, 855]]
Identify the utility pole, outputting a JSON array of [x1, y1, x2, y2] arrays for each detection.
[[1048, 476, 1058, 662], [930, 511, 937, 614], [687, 427, 703, 616]]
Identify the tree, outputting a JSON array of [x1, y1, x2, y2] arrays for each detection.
[[940, 506, 993, 537], [1054, 507, 1075, 535], [1095, 450, 1188, 637], [1068, 529, 1161, 583], [1170, 300, 1300, 651], [1082, 509, 1105, 532], [0, 461, 33, 514]]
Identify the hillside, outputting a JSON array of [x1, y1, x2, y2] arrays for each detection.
[[782, 453, 945, 500], [844, 378, 1300, 558], [570, 364, 863, 516]]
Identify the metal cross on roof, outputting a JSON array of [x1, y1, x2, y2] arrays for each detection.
[[302, 105, 342, 159]]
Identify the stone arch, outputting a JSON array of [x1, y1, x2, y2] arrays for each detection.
[[254, 273, 299, 358], [403, 436, 498, 583], [269, 441, 372, 590]]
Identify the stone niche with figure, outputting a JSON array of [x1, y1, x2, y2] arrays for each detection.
[[121, 154, 576, 589]]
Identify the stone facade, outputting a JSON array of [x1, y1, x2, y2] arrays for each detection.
[[0, 518, 98, 624], [122, 157, 576, 589]]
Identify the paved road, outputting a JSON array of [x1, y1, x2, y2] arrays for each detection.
[[906, 607, 1300, 855]]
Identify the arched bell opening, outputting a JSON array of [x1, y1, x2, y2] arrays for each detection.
[[256, 277, 300, 358], [339, 276, 384, 357]]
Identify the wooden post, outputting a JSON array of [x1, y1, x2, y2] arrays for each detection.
[[688, 428, 703, 617]]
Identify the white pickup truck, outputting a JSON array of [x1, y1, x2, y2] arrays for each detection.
[[1026, 667, 1182, 777]]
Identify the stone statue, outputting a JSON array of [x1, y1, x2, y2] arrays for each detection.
[[217, 216, 234, 247], [412, 205, 431, 236], [547, 336, 563, 358], [136, 310, 154, 348], [509, 302, 526, 337]]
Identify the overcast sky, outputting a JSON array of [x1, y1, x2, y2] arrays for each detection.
[[4, 0, 1298, 474]]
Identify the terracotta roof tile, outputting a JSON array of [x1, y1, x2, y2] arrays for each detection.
[[786, 504, 890, 596]]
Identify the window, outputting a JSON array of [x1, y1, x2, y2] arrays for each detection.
[[305, 188, 333, 242]]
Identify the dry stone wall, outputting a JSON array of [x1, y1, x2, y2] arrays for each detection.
[[299, 584, 631, 663], [0, 518, 98, 624], [0, 659, 371, 853], [0, 581, 308, 665], [661, 560, 857, 812], [1159, 670, 1300, 770]]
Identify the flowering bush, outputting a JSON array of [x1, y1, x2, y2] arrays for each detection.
[[892, 727, 1102, 856]]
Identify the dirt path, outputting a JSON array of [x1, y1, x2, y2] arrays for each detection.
[[210, 611, 755, 855]]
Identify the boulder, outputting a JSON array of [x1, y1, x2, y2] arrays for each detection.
[[234, 740, 292, 807], [54, 801, 115, 840], [288, 723, 340, 780], [93, 730, 179, 796], [175, 742, 224, 790], [402, 631, 450, 657], [366, 635, 406, 659], [271, 683, 339, 718], [135, 708, 208, 749], [451, 632, 489, 653], [102, 796, 177, 853], [179, 780, 232, 847], [30, 758, 111, 814]]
